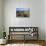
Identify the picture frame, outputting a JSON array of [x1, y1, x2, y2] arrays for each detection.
[[16, 8, 30, 17]]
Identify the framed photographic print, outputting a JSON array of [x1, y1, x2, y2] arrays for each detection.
[[16, 8, 30, 17]]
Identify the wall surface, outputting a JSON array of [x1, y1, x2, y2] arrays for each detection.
[[3, 0, 45, 40], [45, 0, 46, 40], [0, 0, 3, 38]]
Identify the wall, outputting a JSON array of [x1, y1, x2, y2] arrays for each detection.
[[3, 0, 45, 40], [45, 0, 46, 40], [31, 0, 45, 40], [0, 0, 3, 38]]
